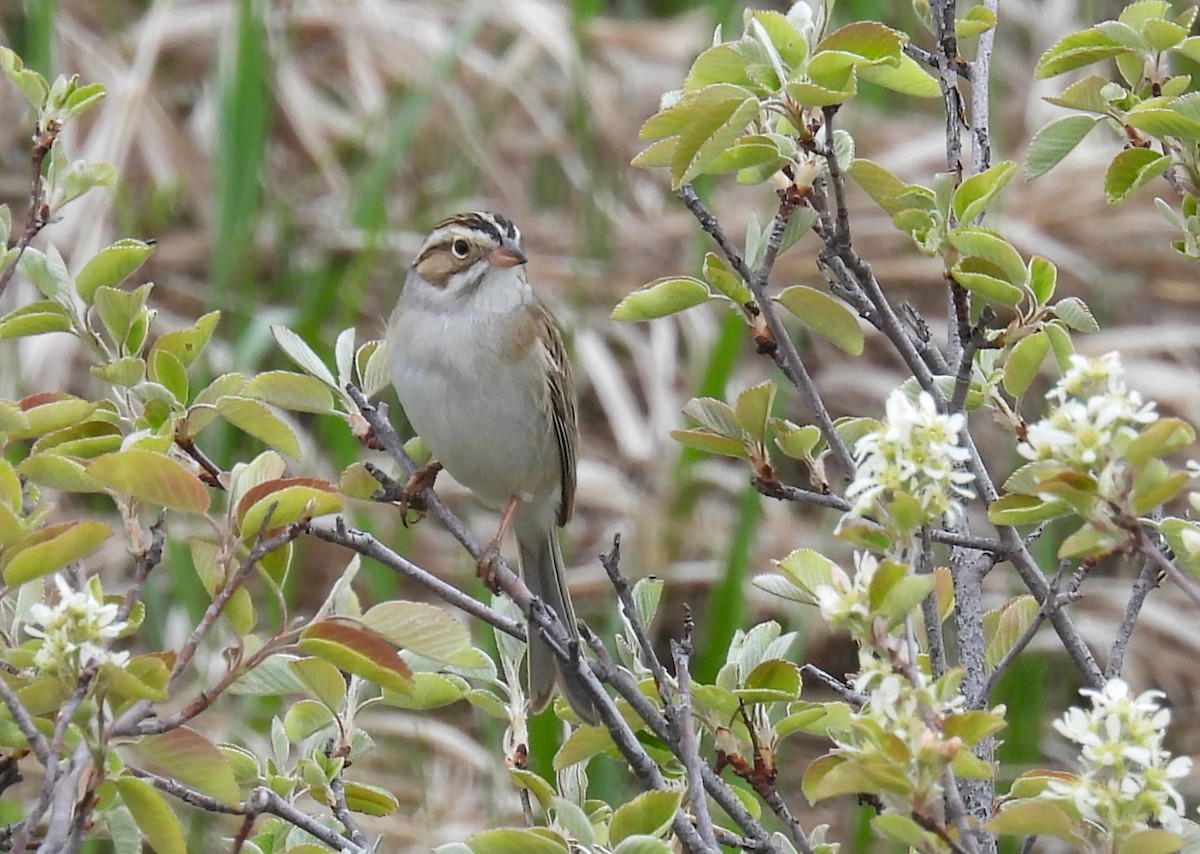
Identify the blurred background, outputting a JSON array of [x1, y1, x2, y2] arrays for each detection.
[[1, 0, 1198, 850]]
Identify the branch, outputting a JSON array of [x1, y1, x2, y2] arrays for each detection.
[[601, 535, 673, 699], [117, 513, 166, 623], [171, 518, 307, 681], [670, 621, 719, 852], [1106, 551, 1161, 679], [308, 518, 523, 640], [674, 186, 855, 476], [0, 122, 57, 301]]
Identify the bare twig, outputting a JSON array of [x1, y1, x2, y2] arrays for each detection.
[[670, 617, 718, 852], [117, 513, 167, 622], [601, 534, 673, 699], [1137, 529, 1200, 609], [308, 518, 523, 640], [328, 759, 369, 848], [1106, 554, 1161, 679], [0, 123, 57, 300]]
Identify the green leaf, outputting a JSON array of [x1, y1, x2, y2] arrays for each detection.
[[786, 68, 858, 107], [1053, 297, 1099, 332], [297, 620, 413, 693], [0, 300, 72, 339], [151, 311, 220, 369], [381, 672, 470, 710], [1045, 74, 1113, 114], [670, 96, 761, 188], [948, 228, 1027, 285], [859, 53, 941, 98], [872, 814, 931, 847], [956, 6, 997, 39], [702, 252, 752, 304], [1126, 417, 1195, 464], [343, 781, 400, 817], [362, 600, 476, 665], [669, 429, 748, 459], [216, 396, 301, 459], [18, 453, 106, 493], [611, 277, 710, 321], [92, 356, 147, 387], [775, 286, 864, 354], [1105, 148, 1173, 203], [816, 21, 904, 63], [116, 777, 187, 854], [1027, 256, 1058, 305], [553, 724, 615, 770], [613, 837, 673, 854], [283, 698, 335, 740], [683, 44, 756, 92], [87, 449, 211, 514], [460, 828, 568, 854], [733, 380, 775, 441], [0, 47, 50, 107], [1044, 321, 1075, 368], [988, 494, 1069, 525], [738, 659, 802, 702], [983, 595, 1039, 669], [235, 477, 341, 536], [94, 283, 154, 350], [1118, 829, 1187, 854], [18, 244, 70, 299], [75, 239, 153, 304], [951, 260, 1024, 306], [270, 325, 337, 388], [986, 799, 1082, 845], [148, 350, 188, 404], [11, 394, 99, 439], [135, 727, 240, 806], [848, 159, 911, 216], [3, 520, 111, 586], [1004, 331, 1050, 398], [1027, 115, 1099, 180], [682, 396, 742, 438], [1035, 28, 1127, 78], [289, 656, 347, 710], [1125, 107, 1200, 140], [953, 161, 1016, 224], [609, 790, 683, 844]]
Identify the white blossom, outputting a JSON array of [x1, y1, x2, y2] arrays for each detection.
[[846, 389, 975, 523], [1020, 353, 1157, 477], [1048, 678, 1191, 837], [25, 575, 129, 676]]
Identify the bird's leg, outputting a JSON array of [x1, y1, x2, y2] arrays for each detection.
[[478, 495, 521, 593], [396, 460, 443, 525]]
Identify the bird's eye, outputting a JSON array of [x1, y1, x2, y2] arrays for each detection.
[[451, 238, 471, 259]]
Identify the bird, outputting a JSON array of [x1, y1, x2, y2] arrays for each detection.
[[386, 211, 599, 725]]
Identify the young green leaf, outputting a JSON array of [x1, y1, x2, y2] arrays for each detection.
[[1003, 331, 1051, 398], [775, 285, 864, 354], [75, 239, 153, 304], [1104, 148, 1173, 203], [611, 277, 710, 321]]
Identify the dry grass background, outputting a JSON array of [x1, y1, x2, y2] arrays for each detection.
[[1, 0, 1199, 850]]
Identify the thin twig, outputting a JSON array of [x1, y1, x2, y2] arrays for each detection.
[[328, 763, 369, 848], [309, 519, 523, 640], [675, 186, 855, 475], [601, 535, 673, 701], [171, 517, 306, 681], [671, 618, 718, 852], [0, 123, 57, 301], [117, 513, 167, 622], [1106, 554, 1161, 679], [1138, 529, 1200, 609]]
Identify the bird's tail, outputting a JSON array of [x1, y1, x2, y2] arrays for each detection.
[[518, 530, 599, 725]]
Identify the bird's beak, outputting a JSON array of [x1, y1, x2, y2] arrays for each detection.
[[488, 237, 527, 268]]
